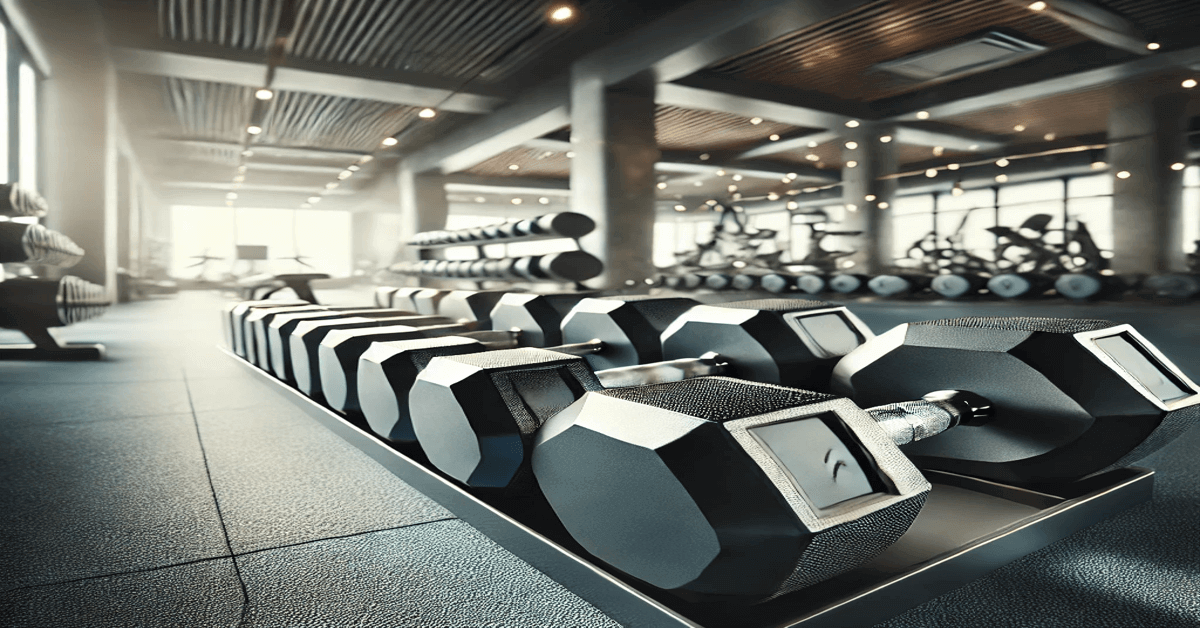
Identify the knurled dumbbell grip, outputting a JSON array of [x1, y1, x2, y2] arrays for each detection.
[[866, 390, 993, 446]]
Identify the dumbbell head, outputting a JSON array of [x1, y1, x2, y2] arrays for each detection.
[[410, 348, 603, 490], [828, 274, 866, 294], [987, 273, 1051, 299], [796, 274, 827, 294], [243, 304, 328, 366], [358, 292, 594, 443], [224, 299, 309, 355], [867, 274, 927, 297], [319, 322, 466, 412], [760, 273, 792, 293], [390, 287, 424, 311], [532, 377, 930, 600], [488, 292, 590, 348], [289, 314, 450, 397], [930, 274, 985, 299], [0, 222, 85, 267], [374, 286, 399, 308], [704, 273, 733, 290], [412, 288, 448, 314], [833, 317, 1200, 486], [560, 295, 700, 370], [660, 299, 873, 389], [438, 289, 509, 326], [268, 308, 389, 381]]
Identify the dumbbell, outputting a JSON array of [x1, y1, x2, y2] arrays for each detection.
[[293, 289, 515, 400], [266, 308, 446, 383], [325, 291, 594, 417], [930, 273, 989, 299], [223, 299, 310, 356], [759, 272, 796, 294], [246, 304, 437, 371], [0, 183, 49, 217], [0, 276, 110, 330], [986, 272, 1053, 299], [0, 222, 85, 267], [795, 273, 827, 294], [532, 316, 1200, 600], [834, 316, 1200, 485], [867, 274, 931, 297], [827, 273, 870, 294], [409, 299, 874, 492], [356, 293, 705, 443]]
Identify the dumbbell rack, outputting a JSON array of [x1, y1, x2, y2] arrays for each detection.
[[222, 347, 1153, 627], [391, 213, 603, 288]]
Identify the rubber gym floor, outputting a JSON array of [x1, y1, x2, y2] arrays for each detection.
[[1, 288, 1197, 627]]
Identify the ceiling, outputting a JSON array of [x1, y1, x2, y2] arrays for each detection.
[[102, 0, 1200, 213]]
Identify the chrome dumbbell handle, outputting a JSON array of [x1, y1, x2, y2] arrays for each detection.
[[866, 390, 994, 446]]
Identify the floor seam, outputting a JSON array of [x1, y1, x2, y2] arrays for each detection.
[[0, 555, 234, 596], [230, 516, 460, 558], [183, 370, 253, 628]]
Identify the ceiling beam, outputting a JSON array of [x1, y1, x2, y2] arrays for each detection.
[[885, 45, 1200, 121], [656, 82, 856, 130], [160, 181, 355, 195], [444, 175, 572, 197], [1027, 0, 1151, 56], [110, 45, 503, 114], [891, 123, 1007, 151], [165, 139, 367, 162], [407, 0, 871, 174], [736, 131, 841, 159]]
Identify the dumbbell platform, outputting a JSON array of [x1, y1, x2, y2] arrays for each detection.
[[219, 343, 1154, 628]]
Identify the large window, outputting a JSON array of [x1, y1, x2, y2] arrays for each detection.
[[1184, 166, 1199, 254], [18, 61, 36, 191], [0, 15, 40, 191], [170, 206, 352, 279]]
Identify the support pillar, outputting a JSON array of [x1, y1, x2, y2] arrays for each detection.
[[396, 162, 449, 285], [569, 73, 659, 289], [839, 125, 897, 274], [1108, 80, 1188, 273]]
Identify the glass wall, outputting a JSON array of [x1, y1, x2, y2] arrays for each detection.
[[1184, 166, 1199, 254], [170, 206, 352, 280]]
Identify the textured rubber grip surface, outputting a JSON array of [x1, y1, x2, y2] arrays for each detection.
[[913, 316, 1117, 334], [710, 298, 834, 312], [599, 376, 836, 422]]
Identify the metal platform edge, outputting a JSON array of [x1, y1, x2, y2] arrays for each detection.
[[220, 346, 1156, 628]]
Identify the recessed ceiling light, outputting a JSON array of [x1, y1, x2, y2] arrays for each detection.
[[879, 135, 893, 143], [1044, 133, 1056, 141], [732, 174, 743, 181], [674, 205, 686, 212], [1116, 170, 1131, 179], [916, 111, 930, 120], [1013, 124, 1026, 132], [995, 174, 1009, 183], [716, 169, 726, 176], [699, 153, 710, 160], [475, 197, 486, 203], [338, 170, 353, 180], [418, 108, 437, 119], [1183, 79, 1198, 89], [786, 173, 798, 179], [878, 201, 890, 209], [693, 181, 703, 187], [706, 199, 718, 206], [657, 182, 668, 189], [750, 117, 763, 125], [539, 197, 550, 204], [997, 158, 1011, 167], [925, 169, 937, 178], [845, 203, 857, 212], [807, 141, 818, 148], [347, 165, 360, 171], [844, 141, 858, 149], [548, 4, 574, 22], [1147, 42, 1160, 50], [805, 154, 819, 162], [769, 134, 781, 141], [767, 192, 779, 201], [1171, 162, 1186, 171], [508, 164, 520, 170], [948, 163, 960, 170], [511, 197, 523, 204], [382, 137, 398, 146], [865, 195, 876, 201], [846, 160, 858, 168], [566, 151, 575, 158], [247, 125, 262, 135], [359, 155, 374, 164], [727, 185, 738, 192], [932, 146, 944, 156], [845, 120, 860, 128], [1091, 161, 1107, 170], [787, 201, 799, 210], [1028, 1, 1047, 11], [255, 88, 274, 100]]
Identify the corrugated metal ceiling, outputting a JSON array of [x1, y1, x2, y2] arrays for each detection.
[[656, 106, 807, 152], [157, 0, 593, 85]]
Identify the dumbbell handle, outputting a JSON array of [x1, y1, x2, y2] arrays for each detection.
[[595, 352, 727, 388], [865, 390, 993, 446], [464, 330, 609, 358]]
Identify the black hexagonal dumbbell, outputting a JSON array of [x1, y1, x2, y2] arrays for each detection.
[[531, 377, 992, 602], [246, 305, 435, 373], [357, 293, 697, 443], [833, 316, 1200, 487], [408, 300, 874, 493], [222, 299, 310, 356], [325, 291, 595, 418]]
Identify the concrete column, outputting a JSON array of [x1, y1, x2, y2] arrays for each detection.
[[397, 162, 449, 285], [569, 73, 659, 289], [839, 124, 898, 274], [1108, 80, 1188, 273], [17, 1, 114, 293]]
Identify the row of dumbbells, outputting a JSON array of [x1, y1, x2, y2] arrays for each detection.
[[389, 250, 602, 283], [223, 290, 1200, 603], [407, 212, 596, 247], [665, 270, 1135, 300]]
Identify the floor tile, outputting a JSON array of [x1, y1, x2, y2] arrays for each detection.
[[0, 559, 243, 628], [186, 375, 292, 412], [195, 405, 452, 554], [0, 415, 230, 589], [237, 520, 619, 628]]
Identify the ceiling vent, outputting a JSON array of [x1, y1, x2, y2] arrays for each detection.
[[875, 31, 1046, 82]]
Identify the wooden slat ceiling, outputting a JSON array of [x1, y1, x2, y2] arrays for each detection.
[[463, 147, 573, 178], [655, 106, 809, 151], [1096, 0, 1200, 47], [765, 140, 974, 170], [157, 0, 595, 85], [706, 0, 1086, 102]]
